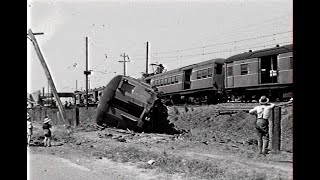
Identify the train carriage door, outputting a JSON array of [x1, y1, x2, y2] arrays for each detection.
[[277, 52, 293, 84], [260, 55, 278, 84], [183, 69, 192, 90], [226, 63, 234, 88]]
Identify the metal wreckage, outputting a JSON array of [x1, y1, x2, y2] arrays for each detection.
[[95, 75, 180, 134]]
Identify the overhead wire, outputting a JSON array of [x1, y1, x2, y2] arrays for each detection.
[[150, 15, 291, 55], [159, 40, 292, 67], [150, 31, 292, 60], [86, 15, 291, 62], [82, 14, 292, 87]]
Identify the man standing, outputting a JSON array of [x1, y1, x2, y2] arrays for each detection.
[[27, 113, 33, 146], [249, 96, 275, 155]]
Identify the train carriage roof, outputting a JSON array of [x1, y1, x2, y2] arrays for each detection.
[[225, 44, 292, 63], [145, 58, 225, 79]]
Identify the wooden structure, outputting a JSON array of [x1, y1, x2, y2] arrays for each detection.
[[27, 29, 70, 128]]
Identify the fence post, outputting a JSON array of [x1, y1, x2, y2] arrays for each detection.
[[271, 106, 281, 152]]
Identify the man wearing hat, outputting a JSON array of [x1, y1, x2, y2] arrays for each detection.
[[43, 116, 52, 147], [249, 96, 275, 155]]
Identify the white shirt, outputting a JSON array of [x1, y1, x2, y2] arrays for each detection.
[[249, 103, 275, 119]]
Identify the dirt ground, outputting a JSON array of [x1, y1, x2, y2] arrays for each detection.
[[28, 103, 293, 180]]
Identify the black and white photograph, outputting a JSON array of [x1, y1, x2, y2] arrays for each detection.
[[27, 0, 293, 179]]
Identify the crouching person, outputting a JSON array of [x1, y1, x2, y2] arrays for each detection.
[[249, 96, 275, 156], [43, 117, 52, 147]]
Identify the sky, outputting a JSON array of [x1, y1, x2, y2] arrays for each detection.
[[27, 0, 292, 94]]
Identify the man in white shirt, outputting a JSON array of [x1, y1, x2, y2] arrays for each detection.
[[249, 96, 275, 155]]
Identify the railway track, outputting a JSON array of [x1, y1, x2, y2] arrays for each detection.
[[169, 100, 292, 115]]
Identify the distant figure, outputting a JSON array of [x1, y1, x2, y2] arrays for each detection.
[[64, 101, 69, 109], [27, 113, 33, 146], [249, 96, 275, 155], [43, 117, 53, 147], [68, 101, 72, 109], [155, 63, 166, 74]]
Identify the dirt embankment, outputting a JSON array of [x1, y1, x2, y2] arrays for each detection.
[[29, 103, 293, 180], [169, 103, 293, 152]]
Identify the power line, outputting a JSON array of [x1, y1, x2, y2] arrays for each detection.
[[98, 34, 292, 71], [151, 30, 291, 56], [124, 39, 292, 71], [150, 31, 291, 59], [119, 30, 291, 63], [186, 14, 291, 48], [159, 41, 292, 66]]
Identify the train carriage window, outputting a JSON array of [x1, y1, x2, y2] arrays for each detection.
[[208, 68, 213, 77], [120, 81, 135, 93], [175, 76, 179, 83], [241, 64, 248, 75], [168, 77, 172, 84], [227, 66, 233, 76], [132, 86, 151, 102], [290, 57, 293, 69], [215, 64, 222, 75], [164, 78, 168, 85], [160, 79, 163, 86], [202, 69, 208, 78], [170, 77, 174, 84], [197, 70, 202, 79]]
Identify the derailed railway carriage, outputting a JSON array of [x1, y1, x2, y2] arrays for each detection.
[[224, 44, 293, 102], [96, 75, 177, 133]]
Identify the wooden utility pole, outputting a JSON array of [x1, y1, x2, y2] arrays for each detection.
[[47, 80, 50, 105], [146, 41, 149, 74], [27, 29, 70, 128], [119, 53, 130, 76], [271, 106, 281, 152], [83, 37, 91, 109]]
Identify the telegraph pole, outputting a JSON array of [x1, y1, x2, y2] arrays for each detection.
[[84, 37, 91, 109], [47, 80, 50, 106], [27, 29, 70, 129], [76, 80, 78, 91], [88, 77, 90, 89], [119, 53, 130, 76], [146, 41, 149, 74]]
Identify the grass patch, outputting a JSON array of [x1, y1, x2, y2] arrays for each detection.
[[102, 145, 277, 180]]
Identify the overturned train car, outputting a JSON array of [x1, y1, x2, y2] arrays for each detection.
[[96, 75, 177, 134]]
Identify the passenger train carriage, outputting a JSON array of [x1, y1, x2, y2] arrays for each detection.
[[143, 44, 293, 103], [224, 44, 293, 102], [144, 58, 226, 104]]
